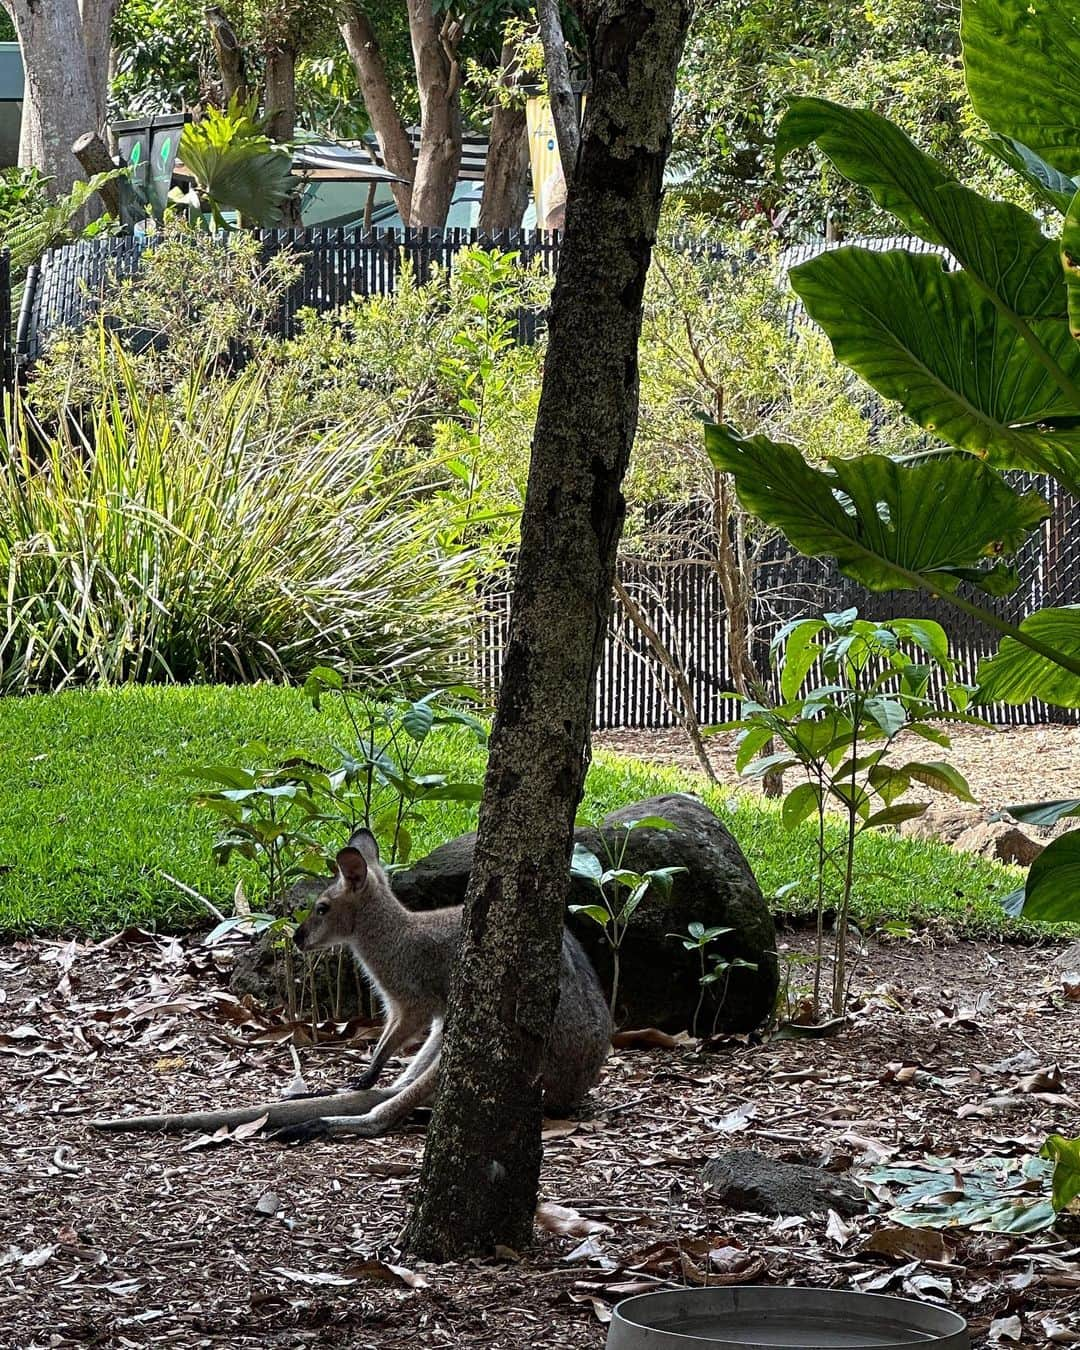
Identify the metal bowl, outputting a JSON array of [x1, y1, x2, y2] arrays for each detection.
[[605, 1286, 970, 1349]]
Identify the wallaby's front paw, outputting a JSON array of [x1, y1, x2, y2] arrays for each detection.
[[270, 1118, 334, 1146], [348, 1065, 381, 1090]]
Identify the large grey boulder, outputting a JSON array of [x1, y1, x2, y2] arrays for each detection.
[[392, 793, 777, 1033]]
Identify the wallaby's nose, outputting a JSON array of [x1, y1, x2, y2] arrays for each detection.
[[293, 923, 307, 952]]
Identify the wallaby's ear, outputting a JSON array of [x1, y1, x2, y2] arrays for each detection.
[[335, 847, 369, 890], [346, 828, 380, 864]]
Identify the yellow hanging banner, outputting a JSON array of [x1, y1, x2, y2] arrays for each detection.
[[526, 94, 568, 231]]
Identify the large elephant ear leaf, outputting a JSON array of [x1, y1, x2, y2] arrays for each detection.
[[788, 247, 1080, 495], [1017, 830, 1080, 924], [978, 134, 1079, 215], [703, 423, 1048, 595], [976, 606, 1080, 708], [778, 97, 1063, 318], [962, 0, 1080, 177]]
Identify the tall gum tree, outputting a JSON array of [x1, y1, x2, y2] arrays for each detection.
[[402, 0, 694, 1261], [3, 0, 113, 195]]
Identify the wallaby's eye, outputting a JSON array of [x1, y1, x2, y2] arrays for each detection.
[[315, 902, 330, 916]]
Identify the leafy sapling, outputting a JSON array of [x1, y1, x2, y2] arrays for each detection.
[[570, 816, 688, 1017], [670, 922, 758, 1038], [713, 610, 976, 1023]]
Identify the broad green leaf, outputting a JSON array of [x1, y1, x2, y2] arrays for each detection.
[[620, 815, 679, 832], [869, 764, 911, 805], [1041, 1135, 1080, 1212], [864, 803, 929, 829], [963, 0, 1080, 176], [889, 619, 951, 666], [415, 781, 484, 801], [401, 700, 435, 743], [742, 752, 800, 779], [862, 696, 908, 737], [705, 424, 1048, 594], [570, 844, 604, 885], [977, 134, 1078, 215], [781, 782, 823, 831], [779, 621, 824, 700], [778, 97, 1064, 317], [898, 761, 976, 802], [788, 248, 1080, 493], [905, 722, 951, 748], [618, 880, 652, 924], [1005, 798, 1080, 827], [735, 725, 777, 774], [1022, 829, 1080, 924], [568, 903, 612, 927], [179, 99, 294, 226], [976, 607, 1080, 708]]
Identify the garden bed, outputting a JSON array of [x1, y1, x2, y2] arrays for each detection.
[[2, 928, 1078, 1349]]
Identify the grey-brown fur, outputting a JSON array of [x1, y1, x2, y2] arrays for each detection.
[[290, 829, 611, 1137]]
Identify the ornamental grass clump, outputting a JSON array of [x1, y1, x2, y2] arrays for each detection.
[[0, 352, 477, 692]]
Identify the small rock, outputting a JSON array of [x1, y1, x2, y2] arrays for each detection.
[[703, 1148, 865, 1218]]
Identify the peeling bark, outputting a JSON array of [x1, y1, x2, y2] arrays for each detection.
[[479, 39, 529, 232], [402, 0, 693, 1262], [406, 0, 462, 228], [339, 8, 414, 221], [4, 0, 102, 196]]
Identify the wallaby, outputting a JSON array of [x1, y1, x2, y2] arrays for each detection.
[[287, 828, 612, 1139]]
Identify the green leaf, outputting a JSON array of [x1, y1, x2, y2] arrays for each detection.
[[1004, 798, 1080, 827], [976, 607, 1080, 709], [977, 134, 1078, 215], [400, 699, 435, 744], [778, 97, 1064, 317], [735, 725, 777, 774], [1022, 829, 1080, 924], [862, 696, 908, 737], [570, 844, 603, 885], [898, 760, 975, 802], [416, 781, 484, 802], [178, 97, 294, 226], [618, 880, 651, 924], [781, 782, 824, 831], [705, 424, 1048, 595], [889, 619, 951, 667], [864, 803, 930, 830], [963, 0, 1080, 176], [787, 248, 1080, 492], [1040, 1135, 1080, 1212], [568, 903, 612, 927], [778, 621, 824, 701]]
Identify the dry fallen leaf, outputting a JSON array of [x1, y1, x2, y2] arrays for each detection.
[[988, 1314, 1023, 1343], [535, 1201, 613, 1238], [343, 1259, 429, 1289], [863, 1225, 949, 1264]]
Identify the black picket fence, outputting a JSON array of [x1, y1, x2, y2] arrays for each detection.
[[476, 476, 1080, 729], [4, 229, 1078, 726], [13, 227, 570, 364]]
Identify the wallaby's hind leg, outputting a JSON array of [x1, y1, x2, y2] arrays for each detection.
[[275, 1058, 442, 1143], [390, 1019, 442, 1090], [349, 1005, 427, 1089]]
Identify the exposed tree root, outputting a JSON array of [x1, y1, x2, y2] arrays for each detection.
[[90, 1086, 391, 1135]]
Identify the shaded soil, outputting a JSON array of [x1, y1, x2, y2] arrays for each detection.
[[4, 928, 1080, 1348], [593, 724, 1080, 817]]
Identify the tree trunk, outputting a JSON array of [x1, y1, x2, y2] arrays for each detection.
[[537, 0, 580, 180], [479, 39, 529, 232], [264, 43, 296, 143], [5, 0, 99, 197], [79, 0, 116, 132], [406, 0, 462, 228], [401, 0, 692, 1262], [339, 9, 414, 222]]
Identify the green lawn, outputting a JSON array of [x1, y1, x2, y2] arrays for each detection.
[[0, 685, 1046, 940]]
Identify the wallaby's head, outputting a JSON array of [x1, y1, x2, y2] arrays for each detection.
[[293, 829, 381, 953]]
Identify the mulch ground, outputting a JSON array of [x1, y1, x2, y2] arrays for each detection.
[[593, 723, 1080, 813], [3, 928, 1080, 1349]]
